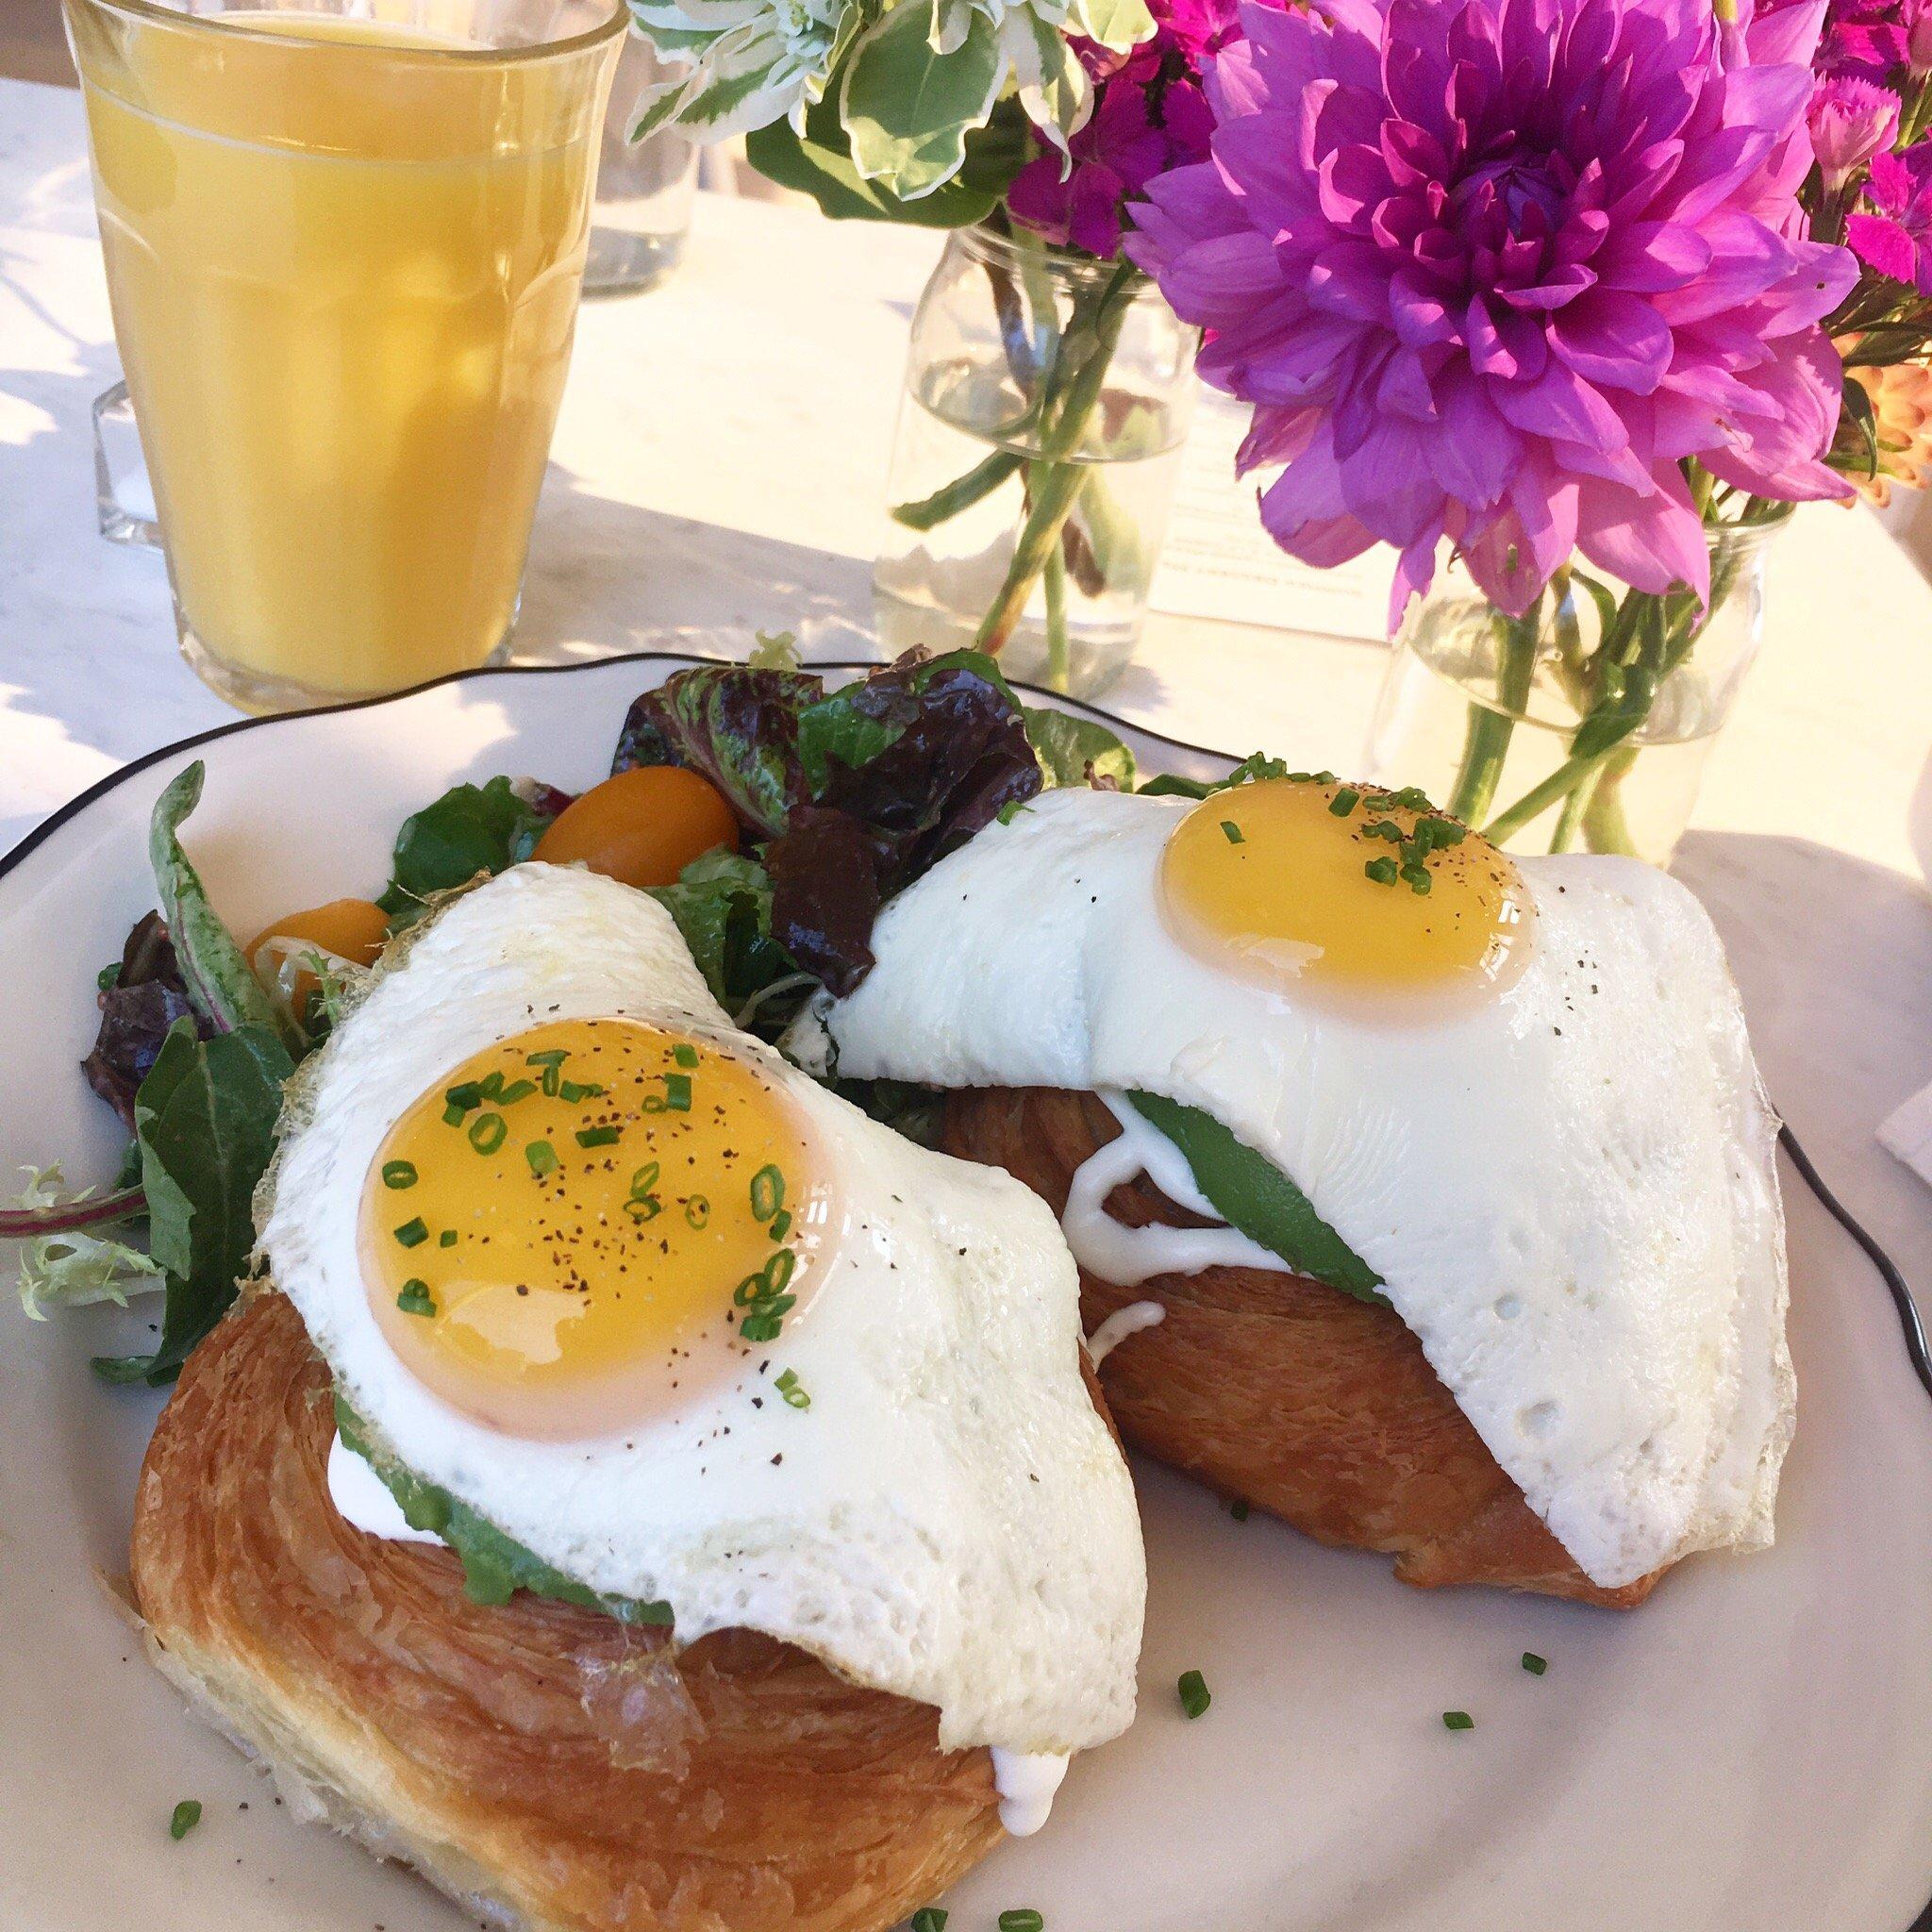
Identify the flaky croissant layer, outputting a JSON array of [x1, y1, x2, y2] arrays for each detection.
[[132, 1291, 1005, 1932], [943, 1088, 1659, 1609]]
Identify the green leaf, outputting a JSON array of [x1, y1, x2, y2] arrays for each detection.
[[841, 0, 1003, 199], [1023, 707, 1137, 789], [1070, 0, 1154, 52], [336, 1402, 674, 1625], [1137, 752, 1296, 801], [795, 688, 910, 794], [1126, 1091, 1389, 1307], [647, 850, 801, 1026], [744, 72, 1024, 225], [149, 763, 300, 1053], [377, 776, 558, 924], [93, 1019, 294, 1386]]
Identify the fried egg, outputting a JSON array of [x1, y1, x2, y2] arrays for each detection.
[[818, 780, 1791, 1591], [258, 862, 1144, 1781]]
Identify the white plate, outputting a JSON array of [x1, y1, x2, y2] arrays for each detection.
[[2, 652, 1929, 1932]]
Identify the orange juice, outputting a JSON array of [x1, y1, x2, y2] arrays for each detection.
[[67, 0, 623, 707]]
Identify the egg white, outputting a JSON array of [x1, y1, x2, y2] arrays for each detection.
[[820, 786, 1792, 1591], [258, 862, 1144, 1757]]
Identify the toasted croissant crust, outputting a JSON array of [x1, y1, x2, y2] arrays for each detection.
[[942, 1087, 1659, 1609], [130, 1291, 1004, 1932]]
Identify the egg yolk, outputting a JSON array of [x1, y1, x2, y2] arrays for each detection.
[[1159, 776, 1533, 1004], [361, 1018, 834, 1438], [532, 766, 739, 891]]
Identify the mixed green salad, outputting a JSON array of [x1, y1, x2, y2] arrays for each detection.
[[6, 644, 1385, 1422]]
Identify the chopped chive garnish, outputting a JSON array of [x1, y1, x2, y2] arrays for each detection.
[[1328, 785, 1361, 815], [663, 1073, 692, 1113], [392, 1218, 428, 1249], [576, 1124, 621, 1148], [775, 1367, 809, 1409], [1364, 855, 1400, 886], [1521, 1652, 1547, 1676], [684, 1194, 710, 1229], [468, 1111, 507, 1155], [999, 1911, 1044, 1932], [381, 1160, 418, 1191], [168, 1800, 202, 1841], [478, 1072, 506, 1101], [625, 1161, 662, 1222], [672, 1042, 699, 1068], [558, 1078, 603, 1104], [768, 1208, 792, 1242], [494, 1077, 538, 1106], [909, 1911, 948, 1932], [525, 1141, 558, 1177], [439, 1229, 458, 1248], [1220, 820, 1245, 845], [396, 1280, 436, 1317], [1177, 1669, 1210, 1719], [444, 1080, 484, 1115], [525, 1048, 569, 1096], [750, 1163, 786, 1223], [442, 1101, 467, 1125], [1228, 1498, 1250, 1522], [1442, 1709, 1474, 1731]]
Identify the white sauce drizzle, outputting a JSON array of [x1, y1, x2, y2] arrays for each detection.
[[1061, 1091, 1296, 1288], [1085, 1300, 1167, 1367], [325, 1432, 441, 1546], [989, 1749, 1070, 1836]]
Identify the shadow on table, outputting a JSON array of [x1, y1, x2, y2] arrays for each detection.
[[1674, 827, 1931, 1274], [517, 463, 882, 664]]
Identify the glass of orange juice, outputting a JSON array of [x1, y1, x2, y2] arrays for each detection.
[[65, 0, 625, 711]]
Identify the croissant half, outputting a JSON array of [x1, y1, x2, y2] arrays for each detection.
[[131, 1291, 1005, 1932], [942, 1087, 1660, 1609]]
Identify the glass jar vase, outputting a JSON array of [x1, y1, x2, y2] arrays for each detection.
[[873, 223, 1198, 697], [1365, 513, 1788, 864]]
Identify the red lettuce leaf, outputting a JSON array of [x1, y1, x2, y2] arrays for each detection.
[[614, 651, 1040, 993], [83, 913, 210, 1129]]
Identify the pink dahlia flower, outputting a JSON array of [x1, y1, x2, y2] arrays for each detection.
[[1127, 0, 1858, 622]]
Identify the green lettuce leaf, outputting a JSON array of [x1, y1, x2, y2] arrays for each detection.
[[1024, 707, 1137, 790], [1136, 753, 1296, 802], [93, 1018, 293, 1386], [647, 849, 806, 1032], [335, 1403, 673, 1625], [1126, 1091, 1389, 1307], [377, 776, 559, 924]]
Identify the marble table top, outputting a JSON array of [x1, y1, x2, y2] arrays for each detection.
[[1, 73, 1929, 1295]]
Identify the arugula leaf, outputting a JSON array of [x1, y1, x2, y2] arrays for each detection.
[[335, 1402, 673, 1625], [1024, 707, 1138, 790], [150, 764, 301, 1054], [377, 776, 561, 924], [93, 1018, 293, 1386], [1126, 1091, 1390, 1307]]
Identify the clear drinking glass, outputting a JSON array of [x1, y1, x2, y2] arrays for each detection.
[[873, 223, 1198, 698], [65, 0, 626, 712], [585, 29, 697, 296]]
